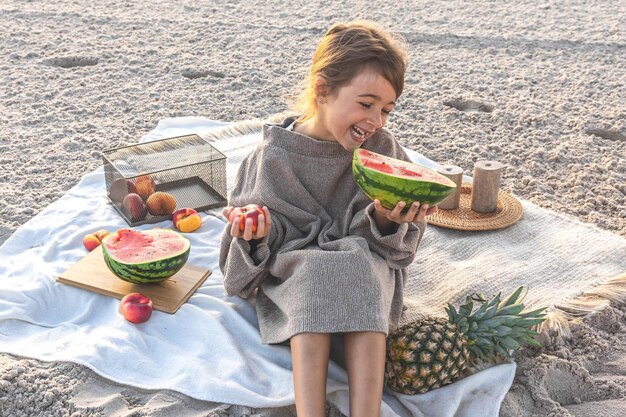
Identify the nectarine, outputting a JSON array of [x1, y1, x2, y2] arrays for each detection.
[[132, 175, 156, 201], [83, 229, 110, 251], [120, 293, 153, 324], [228, 204, 264, 232], [122, 193, 148, 222], [172, 208, 202, 233], [146, 192, 177, 216]]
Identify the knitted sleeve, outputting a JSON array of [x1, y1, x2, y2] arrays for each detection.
[[349, 206, 425, 269], [219, 225, 273, 298], [218, 134, 298, 298], [218, 144, 278, 299]]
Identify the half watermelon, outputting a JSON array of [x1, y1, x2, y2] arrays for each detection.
[[101, 228, 190, 284], [352, 149, 456, 209]]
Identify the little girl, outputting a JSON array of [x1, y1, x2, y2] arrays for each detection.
[[220, 21, 437, 417]]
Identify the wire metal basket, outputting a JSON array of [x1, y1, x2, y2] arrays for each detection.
[[101, 134, 227, 226]]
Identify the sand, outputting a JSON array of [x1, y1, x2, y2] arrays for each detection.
[[0, 0, 624, 415]]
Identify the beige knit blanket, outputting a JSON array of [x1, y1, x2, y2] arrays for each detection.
[[401, 200, 626, 335], [199, 115, 626, 338]]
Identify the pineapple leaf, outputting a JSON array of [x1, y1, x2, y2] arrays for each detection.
[[520, 307, 548, 318], [494, 343, 511, 358], [459, 298, 474, 317], [495, 326, 512, 336], [520, 334, 542, 348], [457, 318, 469, 334], [471, 293, 489, 302], [470, 299, 491, 320], [516, 317, 548, 328], [475, 336, 493, 349], [494, 304, 525, 317], [445, 304, 458, 322], [499, 336, 521, 350], [480, 303, 501, 321], [498, 286, 526, 308], [477, 316, 514, 328]]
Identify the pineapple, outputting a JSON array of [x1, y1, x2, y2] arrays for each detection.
[[385, 286, 546, 395]]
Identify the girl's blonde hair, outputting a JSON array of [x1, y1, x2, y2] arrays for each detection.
[[294, 21, 408, 122]]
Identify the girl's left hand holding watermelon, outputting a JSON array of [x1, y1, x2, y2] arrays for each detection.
[[373, 198, 438, 234]]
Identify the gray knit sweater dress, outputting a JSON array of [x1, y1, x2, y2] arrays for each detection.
[[219, 117, 426, 344]]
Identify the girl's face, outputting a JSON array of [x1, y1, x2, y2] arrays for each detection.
[[313, 67, 397, 151]]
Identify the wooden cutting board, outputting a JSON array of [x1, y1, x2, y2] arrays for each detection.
[[57, 245, 211, 314]]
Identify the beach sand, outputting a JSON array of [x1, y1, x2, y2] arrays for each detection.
[[1, 0, 624, 415]]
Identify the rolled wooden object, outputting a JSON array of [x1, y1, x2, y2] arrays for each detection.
[[436, 165, 463, 210], [471, 160, 504, 213]]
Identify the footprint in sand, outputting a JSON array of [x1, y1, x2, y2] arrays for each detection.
[[585, 128, 626, 142], [443, 99, 494, 113], [532, 359, 624, 409], [181, 68, 226, 79], [45, 56, 99, 68]]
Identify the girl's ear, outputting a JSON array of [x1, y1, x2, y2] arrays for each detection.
[[313, 76, 330, 100]]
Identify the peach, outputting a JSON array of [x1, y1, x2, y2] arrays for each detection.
[[108, 178, 137, 203], [83, 229, 110, 251], [120, 293, 153, 324], [228, 204, 264, 232], [131, 175, 156, 201], [172, 208, 202, 233], [122, 193, 148, 222], [146, 191, 177, 216]]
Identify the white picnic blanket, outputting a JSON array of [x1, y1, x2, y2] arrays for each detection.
[[1, 116, 623, 417]]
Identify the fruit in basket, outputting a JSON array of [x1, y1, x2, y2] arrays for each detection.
[[82, 229, 110, 252], [108, 178, 137, 203], [352, 149, 456, 209], [385, 287, 546, 395], [120, 292, 153, 324], [172, 208, 202, 233], [228, 204, 264, 232], [102, 228, 190, 284], [131, 175, 156, 201], [122, 193, 148, 222], [146, 191, 177, 216]]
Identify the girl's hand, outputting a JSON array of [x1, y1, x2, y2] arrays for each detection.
[[373, 199, 438, 226], [222, 205, 272, 241]]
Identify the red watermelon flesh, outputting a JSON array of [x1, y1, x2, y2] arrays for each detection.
[[104, 228, 188, 264], [359, 150, 441, 181]]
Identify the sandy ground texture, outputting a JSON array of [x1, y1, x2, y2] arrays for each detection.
[[0, 0, 624, 416]]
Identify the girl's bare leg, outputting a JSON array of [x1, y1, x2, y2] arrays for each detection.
[[291, 332, 332, 417], [343, 331, 386, 417]]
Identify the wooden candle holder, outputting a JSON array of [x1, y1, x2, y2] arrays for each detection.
[[471, 160, 503, 213], [436, 165, 463, 210]]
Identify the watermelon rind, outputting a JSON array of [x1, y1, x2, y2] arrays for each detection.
[[101, 229, 190, 284], [352, 149, 456, 209]]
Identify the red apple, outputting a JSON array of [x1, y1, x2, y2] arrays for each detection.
[[82, 229, 110, 251], [228, 204, 264, 232], [172, 208, 202, 233], [120, 293, 153, 324]]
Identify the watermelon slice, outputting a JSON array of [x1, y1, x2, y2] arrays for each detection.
[[101, 228, 190, 284], [352, 149, 456, 209]]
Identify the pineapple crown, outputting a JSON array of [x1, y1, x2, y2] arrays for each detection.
[[445, 286, 547, 360]]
